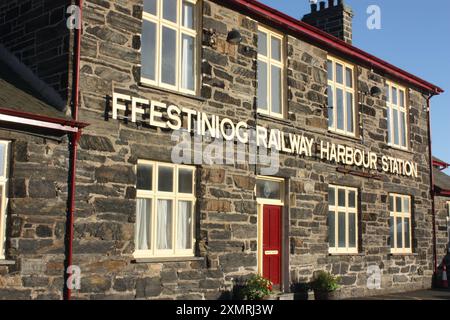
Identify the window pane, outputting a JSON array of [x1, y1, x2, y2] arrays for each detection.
[[144, 0, 157, 15], [177, 201, 192, 249], [328, 187, 335, 206], [396, 216, 403, 249], [403, 197, 410, 213], [393, 109, 399, 145], [257, 61, 268, 110], [345, 67, 353, 88], [336, 88, 344, 130], [396, 197, 402, 213], [338, 212, 345, 248], [328, 211, 335, 248], [256, 179, 282, 200], [404, 217, 411, 249], [336, 63, 343, 84], [389, 195, 394, 211], [400, 90, 405, 107], [349, 212, 356, 248], [327, 85, 334, 128], [258, 31, 267, 56], [136, 199, 152, 250], [389, 216, 395, 248], [179, 168, 193, 193], [400, 111, 406, 147], [158, 166, 174, 192], [163, 0, 177, 22], [181, 34, 195, 91], [327, 60, 333, 81], [348, 190, 356, 208], [157, 199, 173, 250], [271, 65, 282, 114], [392, 87, 398, 105], [338, 189, 345, 207], [137, 163, 153, 190], [0, 144, 5, 177], [346, 92, 354, 133], [385, 85, 390, 102], [161, 27, 177, 85], [387, 107, 392, 144], [182, 1, 195, 29], [271, 37, 281, 61], [141, 21, 157, 81]]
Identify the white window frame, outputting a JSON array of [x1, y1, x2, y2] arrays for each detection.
[[257, 26, 285, 119], [386, 81, 408, 150], [134, 160, 196, 259], [389, 194, 412, 254], [328, 185, 358, 254], [0, 141, 10, 260], [141, 0, 199, 95], [327, 56, 356, 138]]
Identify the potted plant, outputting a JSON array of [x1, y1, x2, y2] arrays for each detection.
[[310, 271, 341, 300], [243, 275, 274, 300]]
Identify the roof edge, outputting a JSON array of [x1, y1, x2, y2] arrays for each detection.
[[219, 0, 444, 95]]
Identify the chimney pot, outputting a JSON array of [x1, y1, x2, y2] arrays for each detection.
[[337, 0, 343, 5], [319, 1, 326, 10], [311, 3, 318, 12], [328, 0, 334, 8]]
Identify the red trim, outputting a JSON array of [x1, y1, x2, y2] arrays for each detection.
[[219, 0, 444, 94], [0, 107, 88, 130], [438, 191, 450, 196], [433, 159, 449, 169]]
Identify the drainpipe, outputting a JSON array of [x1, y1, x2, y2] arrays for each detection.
[[425, 93, 437, 276], [64, 0, 83, 300]]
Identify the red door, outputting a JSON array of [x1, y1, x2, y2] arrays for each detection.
[[262, 205, 282, 285]]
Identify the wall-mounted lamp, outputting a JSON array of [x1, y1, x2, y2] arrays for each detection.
[[370, 86, 382, 97], [227, 29, 242, 44]]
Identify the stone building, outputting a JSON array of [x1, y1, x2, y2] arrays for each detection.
[[0, 0, 445, 299], [433, 157, 450, 261]]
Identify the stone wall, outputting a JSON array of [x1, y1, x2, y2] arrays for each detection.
[[0, 129, 70, 300], [0, 0, 72, 101], [435, 195, 449, 261]]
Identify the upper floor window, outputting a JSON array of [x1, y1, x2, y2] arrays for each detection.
[[328, 185, 358, 254], [141, 0, 198, 94], [135, 161, 196, 258], [327, 57, 356, 137], [257, 26, 284, 118], [389, 194, 412, 254], [0, 141, 10, 260], [386, 81, 408, 150]]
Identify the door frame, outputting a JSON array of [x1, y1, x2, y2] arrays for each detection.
[[256, 176, 286, 290]]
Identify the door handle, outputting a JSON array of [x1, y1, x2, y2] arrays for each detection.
[[264, 250, 279, 256]]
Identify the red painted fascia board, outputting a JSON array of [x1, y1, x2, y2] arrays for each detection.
[[221, 0, 444, 95], [437, 190, 450, 196], [433, 159, 449, 169], [0, 107, 89, 130]]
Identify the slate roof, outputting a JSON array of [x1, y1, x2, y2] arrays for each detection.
[[0, 58, 70, 120], [434, 167, 450, 193]]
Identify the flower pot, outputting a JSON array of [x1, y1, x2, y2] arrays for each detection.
[[313, 289, 341, 300]]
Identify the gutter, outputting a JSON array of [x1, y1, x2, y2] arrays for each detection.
[[64, 0, 83, 301], [219, 0, 444, 95]]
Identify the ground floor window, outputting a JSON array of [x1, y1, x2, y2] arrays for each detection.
[[389, 194, 412, 254], [134, 161, 196, 258], [0, 141, 10, 260], [328, 185, 358, 254]]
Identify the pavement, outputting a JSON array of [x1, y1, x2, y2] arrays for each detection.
[[351, 289, 450, 300]]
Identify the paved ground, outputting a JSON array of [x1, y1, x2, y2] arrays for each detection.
[[351, 289, 450, 300]]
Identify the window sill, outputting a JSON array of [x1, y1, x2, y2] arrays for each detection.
[[328, 253, 364, 257], [132, 256, 204, 264], [0, 260, 15, 266], [389, 253, 418, 257], [385, 144, 414, 155], [326, 130, 362, 144], [138, 82, 207, 103], [256, 113, 289, 125]]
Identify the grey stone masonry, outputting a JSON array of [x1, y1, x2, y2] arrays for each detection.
[[302, 0, 354, 44], [0, 0, 438, 300]]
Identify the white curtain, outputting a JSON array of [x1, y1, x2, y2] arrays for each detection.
[[157, 200, 172, 249], [177, 201, 191, 249], [136, 199, 151, 250]]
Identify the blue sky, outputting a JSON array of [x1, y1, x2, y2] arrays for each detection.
[[259, 0, 450, 174]]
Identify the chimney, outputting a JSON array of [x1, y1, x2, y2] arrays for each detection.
[[302, 0, 354, 44]]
